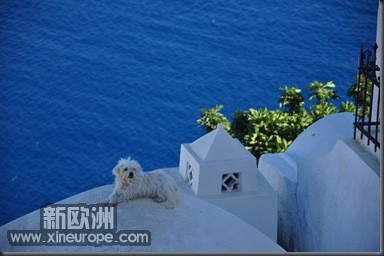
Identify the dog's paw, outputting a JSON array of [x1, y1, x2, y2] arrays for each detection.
[[154, 197, 165, 203], [108, 192, 120, 204], [109, 198, 118, 205]]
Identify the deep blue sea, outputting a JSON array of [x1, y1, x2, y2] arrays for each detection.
[[0, 0, 377, 226]]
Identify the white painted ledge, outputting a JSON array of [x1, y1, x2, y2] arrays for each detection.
[[0, 169, 284, 253]]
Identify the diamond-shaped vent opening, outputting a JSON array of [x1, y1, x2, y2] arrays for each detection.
[[188, 171, 193, 181], [186, 162, 194, 186], [221, 172, 240, 192]]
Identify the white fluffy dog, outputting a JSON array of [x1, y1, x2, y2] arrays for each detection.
[[107, 157, 179, 209]]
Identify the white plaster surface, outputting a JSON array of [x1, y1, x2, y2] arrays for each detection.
[[165, 167, 278, 242], [179, 123, 258, 196], [177, 124, 278, 242], [0, 169, 284, 253], [260, 153, 297, 182], [189, 124, 249, 162], [297, 139, 379, 251], [258, 155, 299, 251], [285, 112, 355, 163], [258, 113, 380, 252], [372, 0, 381, 121]]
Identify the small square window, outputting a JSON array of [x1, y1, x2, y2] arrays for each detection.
[[221, 172, 240, 192], [185, 161, 194, 186]]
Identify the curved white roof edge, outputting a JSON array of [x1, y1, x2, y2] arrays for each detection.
[[0, 178, 284, 253], [285, 112, 355, 163]]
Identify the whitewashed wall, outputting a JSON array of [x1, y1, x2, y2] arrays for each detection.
[[259, 113, 380, 252]]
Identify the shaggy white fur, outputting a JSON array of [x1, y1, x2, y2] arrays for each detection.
[[107, 157, 179, 209]]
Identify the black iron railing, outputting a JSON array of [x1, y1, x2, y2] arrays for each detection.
[[353, 43, 381, 152]]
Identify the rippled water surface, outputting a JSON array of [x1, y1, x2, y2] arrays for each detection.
[[0, 0, 377, 225]]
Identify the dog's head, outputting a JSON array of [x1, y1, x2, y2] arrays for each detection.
[[112, 157, 143, 187]]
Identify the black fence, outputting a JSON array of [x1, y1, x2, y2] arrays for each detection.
[[353, 43, 381, 152]]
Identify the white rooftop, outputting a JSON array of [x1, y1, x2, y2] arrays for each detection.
[[0, 169, 285, 253], [189, 124, 249, 162]]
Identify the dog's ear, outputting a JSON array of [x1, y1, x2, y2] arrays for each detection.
[[136, 163, 143, 173], [130, 160, 142, 173], [112, 164, 120, 175]]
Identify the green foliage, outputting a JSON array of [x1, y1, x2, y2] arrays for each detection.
[[197, 105, 230, 133], [230, 110, 249, 142], [347, 75, 372, 116], [244, 109, 289, 159], [306, 81, 340, 121], [197, 80, 353, 159], [340, 101, 356, 113], [243, 108, 312, 159], [278, 86, 305, 113], [348, 75, 372, 105], [309, 102, 339, 121], [307, 81, 339, 104]]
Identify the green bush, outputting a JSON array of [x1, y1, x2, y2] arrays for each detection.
[[244, 108, 311, 159], [307, 81, 339, 104], [278, 86, 305, 113], [197, 104, 230, 133], [230, 110, 250, 142], [309, 101, 339, 121], [197, 80, 356, 159], [348, 75, 372, 106], [347, 75, 372, 116], [340, 101, 356, 113]]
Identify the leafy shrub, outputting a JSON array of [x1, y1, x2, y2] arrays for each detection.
[[309, 101, 339, 121], [244, 108, 312, 159], [197, 80, 355, 159], [278, 86, 305, 113], [347, 75, 372, 116], [230, 110, 250, 142], [340, 101, 356, 113], [348, 75, 372, 106], [307, 81, 339, 104], [197, 105, 230, 133]]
